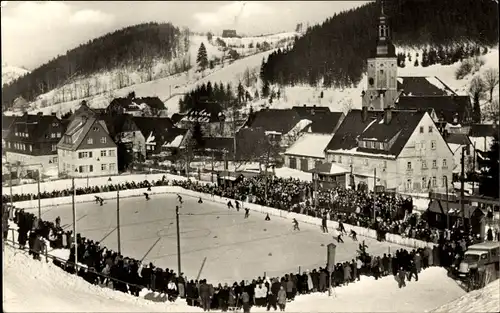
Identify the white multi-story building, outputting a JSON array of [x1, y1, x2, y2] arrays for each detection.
[[57, 103, 118, 177]]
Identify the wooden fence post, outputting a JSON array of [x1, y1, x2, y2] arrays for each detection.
[[11, 229, 15, 243]]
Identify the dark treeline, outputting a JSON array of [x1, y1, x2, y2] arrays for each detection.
[[396, 44, 489, 68], [179, 81, 251, 113], [261, 0, 499, 88], [3, 22, 186, 108]]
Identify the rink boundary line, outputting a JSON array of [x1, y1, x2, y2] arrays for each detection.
[[12, 186, 437, 250]]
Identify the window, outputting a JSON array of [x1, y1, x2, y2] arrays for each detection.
[[89, 151, 93, 158], [78, 166, 84, 173], [428, 126, 433, 133], [100, 137, 107, 144], [29, 145, 32, 152], [93, 127, 98, 131], [301, 159, 308, 171], [406, 179, 412, 191], [289, 157, 297, 169], [52, 157, 58, 164], [378, 142, 384, 149], [442, 159, 447, 168], [109, 150, 115, 157], [89, 165, 93, 172], [87, 138, 93, 144], [370, 141, 375, 149], [52, 144, 57, 152], [442, 176, 447, 187], [101, 150, 107, 157], [431, 140, 436, 149], [51, 133, 56, 138], [101, 164, 107, 171], [432, 176, 437, 187], [407, 161, 412, 170], [422, 160, 427, 169], [57, 132, 61, 138], [109, 163, 116, 171], [419, 126, 424, 133], [338, 156, 342, 163], [78, 151, 92, 158], [422, 177, 427, 189], [432, 160, 437, 168], [383, 160, 387, 168]]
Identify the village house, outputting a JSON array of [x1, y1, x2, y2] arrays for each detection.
[[176, 101, 230, 137], [57, 102, 118, 177], [101, 114, 147, 162], [283, 133, 333, 171], [106, 93, 167, 117], [444, 132, 476, 177], [2, 114, 17, 149], [3, 112, 66, 178], [132, 116, 186, 158]]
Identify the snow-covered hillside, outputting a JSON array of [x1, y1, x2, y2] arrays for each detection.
[[7, 32, 297, 117], [2, 64, 30, 86], [4, 242, 471, 312], [250, 47, 499, 115], [432, 279, 500, 312]]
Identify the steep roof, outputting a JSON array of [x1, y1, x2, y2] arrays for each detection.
[[396, 95, 471, 123], [100, 114, 136, 138], [469, 123, 498, 137], [245, 109, 301, 134], [311, 162, 348, 175], [326, 109, 426, 157], [284, 133, 332, 158], [170, 113, 185, 124], [6, 113, 62, 142], [397, 76, 456, 96], [58, 115, 109, 151], [183, 101, 224, 123], [235, 127, 269, 160], [134, 97, 165, 110], [325, 109, 384, 151], [2, 115, 17, 132], [291, 106, 344, 134], [445, 133, 471, 146], [132, 117, 174, 142]]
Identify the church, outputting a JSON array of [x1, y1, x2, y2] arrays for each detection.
[[322, 3, 456, 194]]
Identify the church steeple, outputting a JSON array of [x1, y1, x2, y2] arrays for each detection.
[[375, 0, 395, 57]]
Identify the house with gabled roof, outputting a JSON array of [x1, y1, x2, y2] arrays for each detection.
[[132, 116, 181, 157], [4, 112, 66, 178], [283, 133, 333, 171], [177, 101, 230, 137], [57, 102, 118, 177], [106, 94, 166, 117], [292, 105, 345, 134], [101, 114, 146, 161], [324, 108, 454, 193]]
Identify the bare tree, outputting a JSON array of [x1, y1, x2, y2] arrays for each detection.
[[116, 70, 125, 89], [483, 68, 499, 102], [82, 79, 91, 98], [243, 67, 252, 87], [483, 99, 499, 123], [342, 98, 354, 114], [94, 77, 101, 95], [469, 75, 486, 123]]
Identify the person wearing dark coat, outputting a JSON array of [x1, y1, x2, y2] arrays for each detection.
[[186, 280, 198, 306], [408, 260, 419, 282], [398, 267, 406, 288], [319, 269, 327, 292], [199, 280, 212, 311]]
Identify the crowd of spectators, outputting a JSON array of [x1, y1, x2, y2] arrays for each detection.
[[3, 175, 478, 246], [6, 205, 467, 312]]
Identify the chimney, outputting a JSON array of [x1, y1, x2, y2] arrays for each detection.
[[362, 106, 368, 122], [51, 112, 57, 116], [37, 112, 43, 116], [384, 107, 392, 125]]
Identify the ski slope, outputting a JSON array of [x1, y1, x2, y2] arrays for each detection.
[[4, 242, 471, 312]]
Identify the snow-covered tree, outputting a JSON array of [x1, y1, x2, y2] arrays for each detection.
[[196, 43, 209, 70], [483, 68, 499, 102]]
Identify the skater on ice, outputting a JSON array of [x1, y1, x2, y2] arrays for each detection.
[[293, 218, 300, 231], [244, 208, 250, 219], [95, 196, 100, 204], [198, 197, 203, 204], [227, 201, 233, 209], [265, 213, 271, 221], [144, 192, 150, 201], [349, 229, 358, 241], [235, 200, 240, 211], [321, 214, 328, 233], [336, 233, 344, 243], [338, 221, 347, 234], [177, 194, 183, 204]]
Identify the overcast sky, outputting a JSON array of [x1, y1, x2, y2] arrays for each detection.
[[1, 1, 369, 70]]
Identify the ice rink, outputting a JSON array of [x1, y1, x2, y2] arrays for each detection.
[[35, 193, 406, 284]]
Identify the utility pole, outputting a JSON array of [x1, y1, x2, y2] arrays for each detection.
[[71, 177, 78, 274], [471, 142, 476, 194], [350, 164, 353, 189], [117, 185, 121, 254], [37, 170, 41, 220], [211, 150, 215, 183], [232, 101, 237, 168], [9, 164, 13, 217], [373, 168, 377, 222], [176, 205, 182, 276], [460, 146, 466, 232], [445, 175, 450, 230]]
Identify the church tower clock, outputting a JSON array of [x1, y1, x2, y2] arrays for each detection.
[[362, 1, 398, 111]]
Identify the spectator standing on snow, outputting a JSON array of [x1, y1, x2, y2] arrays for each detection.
[[398, 267, 406, 288], [321, 215, 328, 233], [277, 286, 287, 311], [199, 279, 212, 311], [241, 290, 251, 313]]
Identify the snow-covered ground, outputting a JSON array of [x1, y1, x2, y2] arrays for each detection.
[[2, 63, 30, 86], [22, 192, 406, 283], [432, 279, 500, 313], [250, 47, 499, 114], [4, 241, 470, 312], [6, 32, 295, 117]]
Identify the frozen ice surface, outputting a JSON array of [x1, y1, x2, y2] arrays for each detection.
[[34, 193, 406, 284]]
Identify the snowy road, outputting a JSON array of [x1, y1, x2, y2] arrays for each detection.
[[34, 193, 406, 284]]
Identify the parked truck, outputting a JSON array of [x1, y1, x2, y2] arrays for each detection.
[[457, 241, 500, 290]]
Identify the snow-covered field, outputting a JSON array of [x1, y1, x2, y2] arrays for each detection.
[[22, 192, 405, 284], [4, 240, 473, 312], [432, 279, 500, 313]]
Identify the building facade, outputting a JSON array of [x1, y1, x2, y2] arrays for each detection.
[[57, 104, 118, 177]]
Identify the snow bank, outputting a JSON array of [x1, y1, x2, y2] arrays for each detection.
[[13, 186, 435, 250], [431, 279, 500, 313], [274, 167, 313, 182], [3, 245, 200, 312]]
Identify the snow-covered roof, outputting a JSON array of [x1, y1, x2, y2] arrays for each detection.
[[284, 133, 332, 158], [162, 134, 184, 148], [274, 167, 312, 182]]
